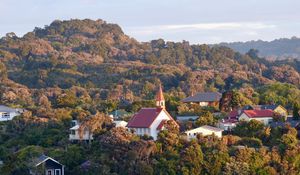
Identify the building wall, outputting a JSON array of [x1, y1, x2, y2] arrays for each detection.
[[274, 107, 288, 117], [149, 110, 171, 140], [69, 129, 93, 141], [186, 127, 222, 140], [239, 113, 273, 125], [218, 122, 236, 131], [0, 111, 19, 121]]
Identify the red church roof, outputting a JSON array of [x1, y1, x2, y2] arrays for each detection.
[[127, 108, 163, 128], [243, 109, 273, 118], [156, 84, 165, 101]]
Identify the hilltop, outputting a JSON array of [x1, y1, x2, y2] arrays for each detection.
[[0, 19, 299, 107]]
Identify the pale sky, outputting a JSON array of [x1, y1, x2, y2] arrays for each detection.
[[1, 0, 300, 44]]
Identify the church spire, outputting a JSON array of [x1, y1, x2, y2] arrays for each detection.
[[156, 84, 165, 109]]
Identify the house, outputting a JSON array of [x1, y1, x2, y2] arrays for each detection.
[[185, 125, 223, 140], [218, 110, 239, 130], [0, 105, 23, 121], [30, 155, 64, 175], [242, 105, 288, 117], [127, 85, 178, 140], [69, 120, 93, 141], [239, 109, 274, 125], [181, 92, 222, 107]]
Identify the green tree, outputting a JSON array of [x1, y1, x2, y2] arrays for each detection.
[[180, 140, 203, 175], [293, 102, 300, 120], [195, 111, 216, 126], [56, 90, 79, 108]]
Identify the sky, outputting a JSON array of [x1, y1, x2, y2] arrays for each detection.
[[1, 0, 300, 44]]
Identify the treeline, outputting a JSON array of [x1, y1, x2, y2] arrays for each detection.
[[1, 115, 300, 174]]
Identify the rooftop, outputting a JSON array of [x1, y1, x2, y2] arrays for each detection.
[[127, 108, 163, 128], [186, 125, 224, 133], [0, 105, 19, 113], [243, 109, 274, 118]]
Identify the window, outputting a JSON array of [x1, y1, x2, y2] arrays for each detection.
[[47, 170, 52, 175], [2, 113, 9, 118], [55, 169, 61, 175], [71, 130, 75, 135]]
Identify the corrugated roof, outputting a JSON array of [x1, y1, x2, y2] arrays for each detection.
[[243, 109, 273, 118], [228, 110, 239, 119], [127, 108, 163, 128], [186, 125, 224, 133], [32, 155, 63, 167], [182, 92, 222, 103], [0, 105, 18, 113]]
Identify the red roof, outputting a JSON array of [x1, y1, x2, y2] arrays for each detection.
[[243, 109, 273, 118], [228, 110, 239, 119], [156, 84, 165, 101], [156, 120, 167, 130], [127, 108, 163, 128]]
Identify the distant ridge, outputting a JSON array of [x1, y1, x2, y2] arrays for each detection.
[[216, 37, 300, 60]]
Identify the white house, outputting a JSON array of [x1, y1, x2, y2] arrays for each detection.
[[0, 105, 23, 121], [185, 125, 223, 140], [127, 85, 178, 140], [239, 109, 274, 125], [69, 120, 93, 141]]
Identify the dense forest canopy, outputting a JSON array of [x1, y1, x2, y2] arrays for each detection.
[[0, 19, 300, 175]]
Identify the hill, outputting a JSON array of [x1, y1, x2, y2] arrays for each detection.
[[0, 19, 300, 175], [217, 37, 300, 60], [0, 19, 299, 108]]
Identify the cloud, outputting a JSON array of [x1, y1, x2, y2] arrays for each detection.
[[124, 22, 277, 43], [128, 22, 276, 33]]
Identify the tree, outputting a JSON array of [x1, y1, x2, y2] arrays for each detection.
[[56, 90, 79, 108], [293, 102, 300, 120], [0, 62, 7, 80], [279, 133, 298, 152], [79, 112, 112, 144], [233, 120, 265, 138], [180, 140, 203, 175], [195, 111, 215, 126], [246, 49, 259, 59]]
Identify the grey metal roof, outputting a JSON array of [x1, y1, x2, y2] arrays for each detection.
[[182, 92, 222, 103], [32, 155, 64, 167], [0, 105, 18, 113]]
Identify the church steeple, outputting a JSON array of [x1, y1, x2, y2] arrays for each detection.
[[156, 84, 165, 109]]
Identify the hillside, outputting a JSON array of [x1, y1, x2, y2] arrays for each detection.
[[0, 19, 299, 108], [218, 37, 300, 60]]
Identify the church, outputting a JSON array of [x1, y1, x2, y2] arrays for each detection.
[[127, 85, 177, 140]]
